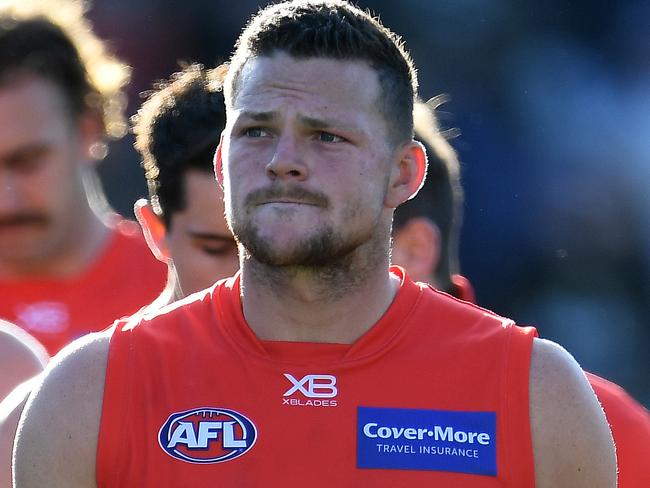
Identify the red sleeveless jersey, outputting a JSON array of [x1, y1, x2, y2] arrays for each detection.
[[97, 267, 537, 487], [587, 373, 650, 487], [0, 219, 166, 355]]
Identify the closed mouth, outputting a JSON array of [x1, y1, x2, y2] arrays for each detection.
[[259, 199, 317, 206], [246, 187, 329, 208]]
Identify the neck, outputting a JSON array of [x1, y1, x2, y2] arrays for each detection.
[[240, 237, 399, 344], [146, 267, 183, 310]]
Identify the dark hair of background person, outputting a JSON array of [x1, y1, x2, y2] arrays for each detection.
[[0, 0, 130, 141], [225, 0, 417, 146], [393, 98, 464, 293], [132, 63, 228, 227]]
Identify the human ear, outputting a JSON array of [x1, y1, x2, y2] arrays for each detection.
[[77, 111, 107, 162], [392, 217, 440, 283], [385, 140, 427, 208], [134, 198, 170, 263]]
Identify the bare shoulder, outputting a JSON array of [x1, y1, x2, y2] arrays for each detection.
[[0, 378, 37, 488], [13, 330, 111, 488], [0, 321, 47, 399], [529, 338, 616, 487]]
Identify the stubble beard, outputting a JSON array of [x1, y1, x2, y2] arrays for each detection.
[[233, 215, 387, 301], [226, 183, 390, 298], [234, 217, 365, 268], [229, 184, 373, 268]]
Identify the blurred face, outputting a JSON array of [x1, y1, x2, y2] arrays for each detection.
[[166, 169, 238, 294], [222, 53, 396, 267], [0, 75, 90, 267]]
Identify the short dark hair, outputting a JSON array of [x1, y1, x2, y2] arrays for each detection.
[[0, 0, 130, 138], [132, 63, 227, 227], [393, 98, 464, 291], [225, 0, 417, 145]]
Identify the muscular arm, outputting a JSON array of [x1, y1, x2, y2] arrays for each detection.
[[12, 332, 110, 488], [530, 338, 616, 487]]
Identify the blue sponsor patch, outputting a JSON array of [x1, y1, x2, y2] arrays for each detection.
[[357, 406, 496, 476]]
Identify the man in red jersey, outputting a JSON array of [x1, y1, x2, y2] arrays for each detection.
[[0, 0, 166, 356], [1, 63, 237, 488], [131, 63, 239, 305], [394, 98, 650, 487], [392, 97, 474, 302], [14, 1, 615, 487]]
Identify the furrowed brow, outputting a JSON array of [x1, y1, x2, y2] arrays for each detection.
[[300, 115, 360, 135], [238, 110, 276, 122]]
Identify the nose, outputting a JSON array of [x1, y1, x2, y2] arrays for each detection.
[[265, 134, 308, 181]]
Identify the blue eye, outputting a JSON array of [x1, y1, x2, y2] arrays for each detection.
[[244, 127, 269, 138], [318, 132, 344, 143]]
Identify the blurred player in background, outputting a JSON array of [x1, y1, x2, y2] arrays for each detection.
[[0, 0, 166, 356], [132, 62, 238, 305], [392, 98, 650, 487], [1, 63, 236, 488], [391, 96, 473, 301]]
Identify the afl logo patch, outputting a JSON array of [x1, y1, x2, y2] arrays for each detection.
[[158, 407, 257, 464]]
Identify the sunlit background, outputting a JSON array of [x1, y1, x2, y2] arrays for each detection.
[[89, 0, 650, 406]]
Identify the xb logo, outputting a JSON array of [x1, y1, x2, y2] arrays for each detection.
[[283, 373, 338, 398]]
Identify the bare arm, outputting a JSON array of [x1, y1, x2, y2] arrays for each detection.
[[0, 378, 38, 488], [12, 332, 110, 488], [530, 338, 616, 487]]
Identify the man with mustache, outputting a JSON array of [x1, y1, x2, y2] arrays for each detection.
[[0, 0, 166, 356], [14, 1, 615, 486], [0, 62, 238, 488]]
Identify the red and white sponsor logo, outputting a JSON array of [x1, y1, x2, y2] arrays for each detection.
[[17, 302, 68, 333]]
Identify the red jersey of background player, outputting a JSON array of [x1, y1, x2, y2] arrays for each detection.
[[0, 218, 166, 355], [97, 267, 537, 487], [586, 372, 650, 487]]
